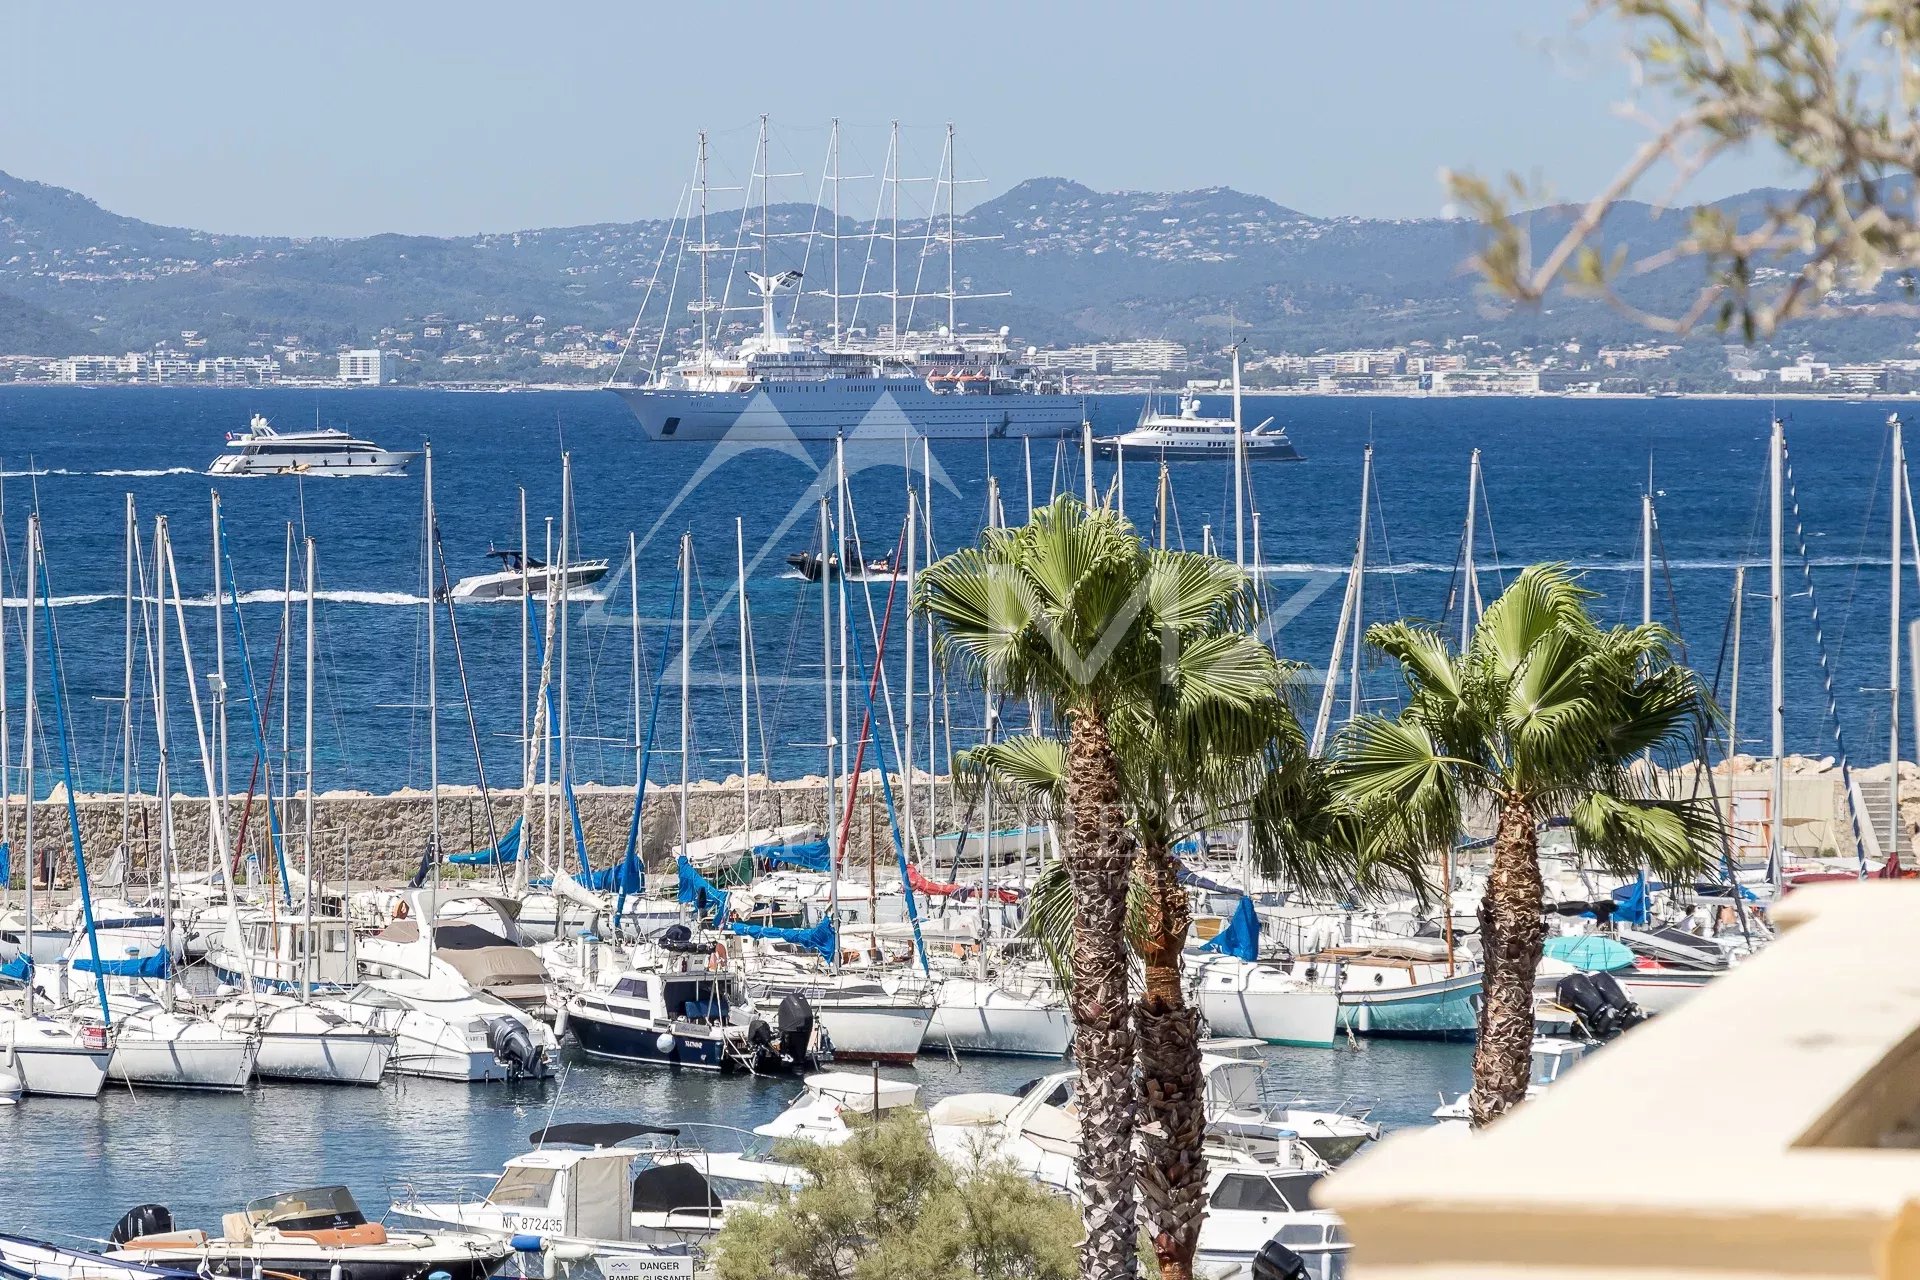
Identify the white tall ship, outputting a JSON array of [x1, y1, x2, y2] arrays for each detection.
[[609, 120, 1082, 443], [208, 414, 419, 477]]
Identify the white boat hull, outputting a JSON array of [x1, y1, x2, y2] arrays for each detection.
[[612, 384, 1080, 442], [13, 1044, 112, 1098], [926, 984, 1071, 1057], [109, 1034, 258, 1091], [1199, 986, 1340, 1048], [812, 1002, 932, 1064], [254, 1031, 394, 1085]]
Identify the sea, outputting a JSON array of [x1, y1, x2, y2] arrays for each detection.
[[0, 384, 1901, 1239]]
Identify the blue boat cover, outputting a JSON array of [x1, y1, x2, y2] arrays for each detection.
[[727, 914, 836, 961], [73, 951, 169, 978], [1542, 934, 1635, 971], [1610, 877, 1653, 926], [754, 839, 830, 872], [0, 840, 9, 886], [0, 954, 28, 982], [449, 816, 523, 866], [676, 856, 729, 925], [583, 857, 643, 894], [1201, 896, 1261, 961]]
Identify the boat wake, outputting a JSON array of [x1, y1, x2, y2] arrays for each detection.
[[0, 466, 199, 478]]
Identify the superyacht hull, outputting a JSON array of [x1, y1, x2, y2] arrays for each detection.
[[612, 385, 1080, 442]]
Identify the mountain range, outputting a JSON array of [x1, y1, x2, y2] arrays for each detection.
[[0, 167, 1905, 361]]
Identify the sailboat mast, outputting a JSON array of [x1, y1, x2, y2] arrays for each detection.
[[1893, 414, 1906, 861], [889, 119, 900, 349], [1729, 565, 1745, 760], [1769, 418, 1786, 883], [303, 535, 316, 1001], [425, 442, 442, 948], [21, 514, 37, 1012], [980, 478, 1000, 978], [120, 495, 135, 867], [1461, 450, 1479, 650], [1082, 421, 1094, 507], [558, 455, 573, 872], [1349, 444, 1372, 725], [697, 130, 711, 368], [830, 118, 842, 347], [836, 437, 850, 805], [1232, 343, 1245, 567], [1642, 487, 1655, 626], [922, 439, 938, 837], [281, 523, 294, 891], [0, 469, 9, 868], [153, 517, 176, 1010], [678, 531, 692, 874], [735, 519, 750, 850], [903, 495, 918, 867], [945, 122, 958, 337], [819, 499, 840, 972], [211, 491, 227, 849]]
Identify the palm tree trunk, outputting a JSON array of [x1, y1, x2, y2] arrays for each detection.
[[1135, 839, 1203, 1280], [1468, 799, 1545, 1127], [1063, 707, 1139, 1280]]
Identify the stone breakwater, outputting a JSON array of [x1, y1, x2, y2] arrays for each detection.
[[0, 771, 977, 888]]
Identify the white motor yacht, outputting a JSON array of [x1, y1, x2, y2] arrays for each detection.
[[753, 1071, 921, 1146], [1093, 393, 1302, 462], [442, 548, 610, 601], [210, 994, 396, 1086], [208, 414, 418, 478], [1199, 1040, 1380, 1166], [320, 977, 555, 1082], [354, 889, 556, 1018]]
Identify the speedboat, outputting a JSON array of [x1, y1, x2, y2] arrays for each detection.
[[1433, 1036, 1593, 1122], [0, 1234, 199, 1280], [1199, 1041, 1380, 1166], [442, 548, 610, 601], [208, 415, 418, 478], [354, 889, 555, 1018], [209, 995, 395, 1086], [753, 1071, 921, 1146], [1192, 1163, 1349, 1280], [105, 1185, 511, 1280], [562, 961, 802, 1074], [320, 978, 555, 1082], [1187, 954, 1341, 1048], [392, 1121, 803, 1256], [785, 538, 907, 583], [1092, 393, 1302, 462]]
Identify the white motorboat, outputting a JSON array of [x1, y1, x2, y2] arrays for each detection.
[[208, 414, 418, 478], [0, 1007, 113, 1097], [106, 1184, 512, 1280], [1188, 954, 1341, 1048], [442, 548, 610, 601], [354, 889, 555, 1018], [1199, 1041, 1380, 1166], [320, 977, 555, 1082], [1192, 1163, 1349, 1280], [753, 1071, 921, 1146], [1093, 393, 1302, 462], [924, 975, 1072, 1057], [392, 1121, 803, 1255], [1434, 1036, 1592, 1122], [210, 994, 395, 1085], [562, 963, 769, 1073]]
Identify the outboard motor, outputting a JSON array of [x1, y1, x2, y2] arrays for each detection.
[[486, 1017, 543, 1077], [657, 923, 716, 956], [776, 991, 815, 1069], [1251, 1237, 1310, 1280], [1553, 971, 1645, 1040], [111, 1205, 174, 1246]]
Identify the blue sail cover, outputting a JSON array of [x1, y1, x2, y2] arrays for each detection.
[[450, 816, 523, 866], [0, 953, 28, 982], [73, 951, 170, 978], [1174, 860, 1234, 896], [0, 839, 10, 886], [728, 915, 836, 961], [676, 856, 729, 925], [1611, 876, 1654, 926], [583, 856, 643, 894], [754, 839, 830, 872], [1200, 896, 1261, 961]]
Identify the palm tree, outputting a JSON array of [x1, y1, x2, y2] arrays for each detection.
[[953, 527, 1419, 1280], [916, 496, 1240, 1280], [1332, 564, 1723, 1125]]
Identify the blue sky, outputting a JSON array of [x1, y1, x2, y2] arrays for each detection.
[[0, 1, 1789, 238]]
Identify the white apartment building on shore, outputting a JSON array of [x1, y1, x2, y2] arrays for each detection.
[[337, 349, 394, 384]]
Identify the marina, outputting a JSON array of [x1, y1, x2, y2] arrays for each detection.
[[0, 382, 1915, 1277]]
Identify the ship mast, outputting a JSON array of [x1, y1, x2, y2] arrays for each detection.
[[946, 122, 958, 338]]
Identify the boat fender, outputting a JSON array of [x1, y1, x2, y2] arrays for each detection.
[[511, 1235, 545, 1254], [656, 1033, 677, 1056], [329, 1263, 342, 1280], [554, 1005, 569, 1038]]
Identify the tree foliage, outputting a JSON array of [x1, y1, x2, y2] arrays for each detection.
[[1450, 0, 1920, 339], [712, 1114, 1082, 1280]]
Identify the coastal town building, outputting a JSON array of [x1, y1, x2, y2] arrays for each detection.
[[337, 348, 395, 384]]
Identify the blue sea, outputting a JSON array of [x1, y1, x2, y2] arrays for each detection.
[[0, 385, 1907, 800]]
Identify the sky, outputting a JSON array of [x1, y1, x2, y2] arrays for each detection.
[[0, 1, 1792, 239]]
